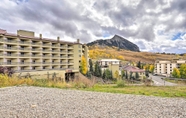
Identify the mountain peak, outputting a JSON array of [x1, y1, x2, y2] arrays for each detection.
[[87, 35, 140, 52]]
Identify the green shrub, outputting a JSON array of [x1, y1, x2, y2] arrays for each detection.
[[116, 80, 125, 87]]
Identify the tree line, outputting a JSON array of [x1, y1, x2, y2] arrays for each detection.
[[172, 64, 186, 79]]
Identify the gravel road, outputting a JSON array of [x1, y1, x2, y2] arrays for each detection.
[[0, 86, 186, 118]]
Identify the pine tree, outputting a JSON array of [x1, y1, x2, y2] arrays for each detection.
[[102, 70, 106, 79], [89, 59, 93, 74], [135, 72, 139, 80], [137, 61, 141, 69], [121, 70, 125, 79]]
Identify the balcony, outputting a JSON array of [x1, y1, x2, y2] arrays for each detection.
[[31, 48, 41, 51], [52, 62, 60, 64], [19, 54, 31, 57], [4, 62, 18, 65], [5, 39, 18, 44], [32, 42, 41, 46], [6, 47, 18, 50], [31, 62, 42, 64], [60, 46, 67, 49], [31, 55, 42, 57], [19, 41, 30, 45], [42, 44, 51, 47]]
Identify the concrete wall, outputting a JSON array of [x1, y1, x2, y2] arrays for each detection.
[[17, 30, 35, 37]]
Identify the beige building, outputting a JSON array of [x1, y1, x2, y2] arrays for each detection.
[[0, 29, 89, 81], [98, 59, 121, 79], [154, 59, 186, 77]]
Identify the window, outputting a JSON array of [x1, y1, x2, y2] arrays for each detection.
[[79, 55, 81, 57], [79, 50, 81, 53]]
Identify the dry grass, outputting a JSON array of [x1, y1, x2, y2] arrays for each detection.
[[89, 45, 183, 63], [0, 74, 95, 89]]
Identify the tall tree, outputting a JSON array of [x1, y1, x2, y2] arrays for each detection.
[[102, 70, 106, 79], [121, 70, 125, 79], [94, 61, 102, 77], [172, 68, 181, 78], [89, 59, 93, 73], [149, 65, 155, 73], [125, 71, 128, 79], [105, 69, 112, 80], [137, 61, 141, 69], [180, 64, 186, 79], [80, 55, 88, 75], [135, 72, 139, 80], [114, 70, 119, 80]]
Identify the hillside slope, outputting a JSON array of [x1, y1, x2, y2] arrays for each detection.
[[87, 35, 140, 52], [89, 46, 183, 63]]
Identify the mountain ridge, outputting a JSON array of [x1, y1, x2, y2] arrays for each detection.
[[87, 35, 140, 52]]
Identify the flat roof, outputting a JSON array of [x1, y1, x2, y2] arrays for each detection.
[[0, 29, 82, 45]]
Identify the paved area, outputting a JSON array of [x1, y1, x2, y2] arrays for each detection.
[[149, 74, 177, 86], [0, 86, 186, 118]]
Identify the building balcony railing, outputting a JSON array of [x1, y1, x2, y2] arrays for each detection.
[[42, 44, 51, 46], [60, 56, 67, 58], [32, 43, 41, 45], [5, 40, 18, 43], [31, 49, 42, 51], [19, 41, 30, 44], [60, 46, 67, 48], [2, 62, 18, 65], [32, 55, 42, 57], [6, 47, 18, 50]]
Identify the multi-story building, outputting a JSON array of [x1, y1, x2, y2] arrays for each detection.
[[0, 29, 89, 81], [98, 59, 121, 78], [154, 59, 186, 77]]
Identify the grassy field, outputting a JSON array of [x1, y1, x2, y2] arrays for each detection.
[[1, 74, 186, 98], [83, 84, 186, 98]]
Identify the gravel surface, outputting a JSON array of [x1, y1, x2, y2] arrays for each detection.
[[0, 86, 186, 118]]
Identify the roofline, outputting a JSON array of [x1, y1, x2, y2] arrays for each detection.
[[0, 29, 83, 45]]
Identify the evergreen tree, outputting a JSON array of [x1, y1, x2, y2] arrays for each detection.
[[89, 59, 93, 74], [130, 72, 133, 79], [121, 70, 125, 79], [125, 71, 128, 79], [137, 61, 141, 69], [135, 72, 139, 80], [102, 70, 106, 79], [94, 61, 102, 77]]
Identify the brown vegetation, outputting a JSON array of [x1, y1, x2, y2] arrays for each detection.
[[89, 45, 183, 63]]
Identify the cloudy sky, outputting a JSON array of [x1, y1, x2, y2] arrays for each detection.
[[0, 0, 186, 53]]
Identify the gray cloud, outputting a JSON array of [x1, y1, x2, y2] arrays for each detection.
[[0, 0, 186, 53]]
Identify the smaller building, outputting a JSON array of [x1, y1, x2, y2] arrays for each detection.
[[98, 59, 121, 79], [122, 65, 145, 79]]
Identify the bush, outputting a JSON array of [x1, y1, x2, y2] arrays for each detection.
[[0, 66, 14, 77], [116, 80, 125, 87]]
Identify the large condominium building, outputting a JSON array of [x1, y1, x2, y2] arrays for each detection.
[[0, 29, 89, 80], [154, 59, 186, 77]]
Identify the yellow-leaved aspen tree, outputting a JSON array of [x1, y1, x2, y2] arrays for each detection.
[[80, 55, 88, 75]]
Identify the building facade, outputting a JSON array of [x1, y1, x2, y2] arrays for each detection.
[[154, 59, 186, 77], [98, 59, 121, 79], [0, 29, 89, 80]]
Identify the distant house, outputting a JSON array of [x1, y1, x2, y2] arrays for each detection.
[[122, 65, 145, 79], [98, 59, 121, 78]]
